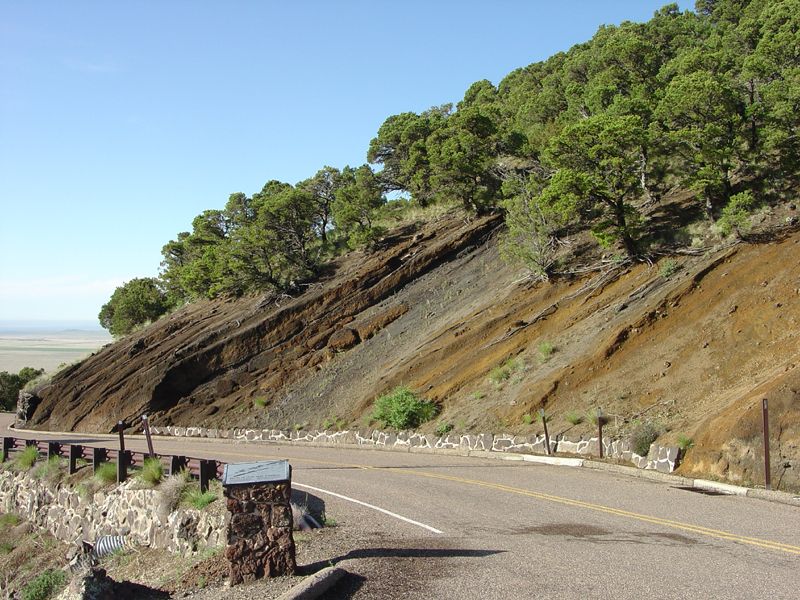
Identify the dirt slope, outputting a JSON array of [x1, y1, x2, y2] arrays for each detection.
[[23, 198, 800, 492]]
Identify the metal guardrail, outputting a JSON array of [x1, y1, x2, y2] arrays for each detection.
[[1, 436, 224, 492]]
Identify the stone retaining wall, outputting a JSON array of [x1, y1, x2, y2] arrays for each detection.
[[0, 469, 227, 554], [150, 426, 681, 473], [224, 481, 295, 584]]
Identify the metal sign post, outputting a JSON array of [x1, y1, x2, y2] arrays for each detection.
[[762, 399, 771, 491], [117, 420, 127, 484], [142, 415, 155, 459], [598, 408, 604, 459], [541, 409, 551, 455]]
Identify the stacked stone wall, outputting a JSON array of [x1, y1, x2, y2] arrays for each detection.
[[0, 469, 226, 554], [224, 481, 295, 584], [151, 426, 682, 473]]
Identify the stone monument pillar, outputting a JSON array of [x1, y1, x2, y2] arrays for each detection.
[[222, 459, 296, 584]]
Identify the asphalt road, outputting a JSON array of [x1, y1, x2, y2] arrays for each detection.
[[4, 414, 799, 599]]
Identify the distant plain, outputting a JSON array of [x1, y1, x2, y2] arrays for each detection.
[[0, 325, 112, 374]]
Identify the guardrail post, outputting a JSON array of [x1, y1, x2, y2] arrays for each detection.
[[69, 444, 82, 474], [47, 442, 60, 460], [117, 421, 127, 484], [92, 447, 107, 474], [170, 455, 186, 476], [199, 459, 211, 493], [2, 438, 12, 461]]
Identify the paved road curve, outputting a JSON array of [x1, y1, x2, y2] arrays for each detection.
[[4, 415, 799, 599]]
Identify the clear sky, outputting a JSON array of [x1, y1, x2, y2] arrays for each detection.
[[1, 0, 682, 324]]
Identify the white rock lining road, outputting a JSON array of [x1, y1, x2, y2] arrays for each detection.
[[3, 414, 800, 600]]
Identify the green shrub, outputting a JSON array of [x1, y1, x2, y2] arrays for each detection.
[[521, 413, 533, 425], [718, 190, 756, 238], [22, 569, 68, 600], [0, 540, 13, 554], [254, 397, 269, 409], [93, 462, 118, 485], [372, 385, 438, 430], [677, 434, 695, 451], [137, 457, 165, 487], [630, 423, 660, 456], [14, 445, 40, 470], [565, 412, 581, 425], [658, 259, 677, 278]]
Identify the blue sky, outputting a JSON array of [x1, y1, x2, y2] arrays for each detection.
[[1, 0, 681, 323]]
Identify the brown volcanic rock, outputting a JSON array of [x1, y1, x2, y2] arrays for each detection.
[[23, 204, 800, 491]]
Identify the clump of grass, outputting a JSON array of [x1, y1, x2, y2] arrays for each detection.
[[677, 434, 695, 451], [521, 414, 533, 425], [488, 358, 522, 384], [586, 410, 605, 426], [34, 456, 64, 483], [372, 385, 438, 430], [136, 457, 165, 487], [93, 461, 118, 485], [14, 445, 40, 471], [1, 513, 20, 527], [565, 412, 582, 426], [630, 423, 661, 456], [253, 397, 269, 409], [157, 468, 192, 513], [183, 485, 218, 510], [537, 341, 555, 363], [0, 540, 14, 554], [435, 422, 453, 436], [22, 569, 68, 600]]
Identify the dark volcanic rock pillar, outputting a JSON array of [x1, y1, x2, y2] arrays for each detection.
[[223, 481, 296, 584]]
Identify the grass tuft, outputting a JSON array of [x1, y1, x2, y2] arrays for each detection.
[[22, 569, 68, 600], [93, 462, 118, 485], [14, 445, 40, 471], [137, 457, 165, 487], [677, 434, 695, 451], [630, 422, 660, 456], [182, 485, 218, 510], [565, 411, 582, 425]]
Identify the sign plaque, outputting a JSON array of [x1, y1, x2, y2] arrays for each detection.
[[222, 459, 291, 486]]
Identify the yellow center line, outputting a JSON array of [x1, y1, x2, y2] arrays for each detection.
[[161, 445, 800, 555]]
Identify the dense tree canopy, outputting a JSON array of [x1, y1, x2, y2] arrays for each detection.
[[101, 0, 798, 325], [0, 367, 44, 411], [99, 277, 171, 336]]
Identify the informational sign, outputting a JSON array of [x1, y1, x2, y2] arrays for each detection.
[[222, 459, 291, 486]]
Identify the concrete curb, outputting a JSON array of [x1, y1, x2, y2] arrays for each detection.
[[275, 567, 347, 600]]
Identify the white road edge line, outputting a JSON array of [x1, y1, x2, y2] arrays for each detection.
[[294, 482, 443, 534]]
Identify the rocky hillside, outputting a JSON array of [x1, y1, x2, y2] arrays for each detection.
[[22, 194, 800, 492]]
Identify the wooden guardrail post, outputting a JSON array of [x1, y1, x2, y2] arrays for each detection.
[[200, 459, 213, 493], [170, 455, 186, 477], [2, 438, 12, 461], [47, 442, 60, 460], [69, 444, 82, 474], [92, 447, 107, 474]]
